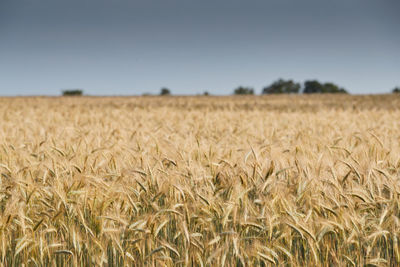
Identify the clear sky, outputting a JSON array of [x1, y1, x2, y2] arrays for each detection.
[[1, 0, 399, 95]]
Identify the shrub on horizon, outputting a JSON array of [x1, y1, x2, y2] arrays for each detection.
[[62, 89, 83, 96]]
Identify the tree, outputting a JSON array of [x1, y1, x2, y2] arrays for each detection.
[[160, 88, 171, 96], [393, 87, 400, 93], [233, 86, 254, 95], [262, 79, 300, 94], [62, 89, 83, 96], [323, 82, 348, 94], [303, 80, 325, 94], [303, 80, 348, 94]]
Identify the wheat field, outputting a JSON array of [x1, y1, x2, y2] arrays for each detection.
[[0, 95, 399, 266]]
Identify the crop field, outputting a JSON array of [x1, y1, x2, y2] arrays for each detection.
[[0, 95, 400, 266]]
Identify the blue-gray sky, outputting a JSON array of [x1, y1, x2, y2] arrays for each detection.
[[1, 0, 399, 95]]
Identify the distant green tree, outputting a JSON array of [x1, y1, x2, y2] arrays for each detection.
[[62, 89, 83, 96], [303, 80, 325, 94], [303, 80, 348, 94], [160, 88, 171, 96], [233, 86, 254, 95], [262, 79, 301, 94], [203, 91, 210, 96], [393, 87, 400, 93], [323, 82, 348, 94]]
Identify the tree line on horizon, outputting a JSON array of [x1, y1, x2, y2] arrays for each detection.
[[233, 79, 348, 95], [61, 79, 400, 96]]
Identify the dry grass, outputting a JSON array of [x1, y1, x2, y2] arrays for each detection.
[[0, 95, 399, 266]]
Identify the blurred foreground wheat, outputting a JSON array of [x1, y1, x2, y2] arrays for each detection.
[[0, 95, 399, 266]]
